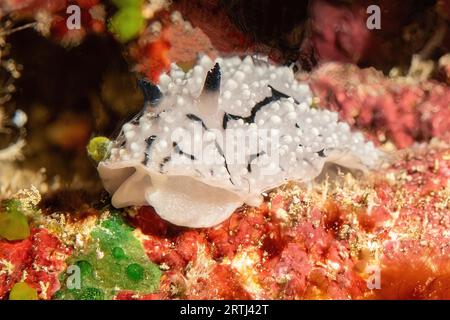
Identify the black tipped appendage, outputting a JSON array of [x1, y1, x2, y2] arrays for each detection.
[[137, 79, 162, 106], [203, 63, 221, 92]]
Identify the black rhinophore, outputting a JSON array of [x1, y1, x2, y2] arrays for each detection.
[[203, 63, 221, 92], [137, 79, 162, 106]]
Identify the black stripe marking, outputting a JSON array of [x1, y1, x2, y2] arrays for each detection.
[[247, 151, 265, 173], [222, 85, 296, 129], [270, 85, 293, 100], [173, 142, 196, 160], [145, 135, 157, 146], [142, 135, 157, 165], [317, 149, 326, 157], [143, 153, 149, 165], [222, 113, 241, 129], [186, 113, 208, 130], [159, 156, 171, 173], [214, 141, 235, 186]]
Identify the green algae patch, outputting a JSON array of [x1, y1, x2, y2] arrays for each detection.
[[55, 211, 161, 300], [9, 282, 38, 300], [0, 199, 30, 241]]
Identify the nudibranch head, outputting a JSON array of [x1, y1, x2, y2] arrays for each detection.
[[98, 56, 381, 228]]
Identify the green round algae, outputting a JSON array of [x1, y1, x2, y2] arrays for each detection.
[[126, 263, 144, 282], [87, 136, 111, 163], [76, 260, 94, 278], [9, 282, 38, 300], [109, 7, 145, 42], [112, 247, 126, 260], [0, 200, 30, 241]]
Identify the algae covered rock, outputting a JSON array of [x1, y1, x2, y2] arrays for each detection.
[[55, 211, 161, 300]]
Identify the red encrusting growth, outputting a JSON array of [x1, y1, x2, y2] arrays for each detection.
[[306, 63, 450, 148], [0, 228, 71, 299]]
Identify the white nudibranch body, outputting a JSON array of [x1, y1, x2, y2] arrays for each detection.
[[98, 56, 381, 228]]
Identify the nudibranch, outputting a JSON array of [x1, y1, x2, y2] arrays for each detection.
[[98, 56, 381, 228]]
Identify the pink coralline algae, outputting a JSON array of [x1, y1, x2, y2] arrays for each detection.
[[304, 62, 450, 149]]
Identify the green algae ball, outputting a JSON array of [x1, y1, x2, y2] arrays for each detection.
[[9, 282, 38, 300], [112, 247, 126, 260], [112, 0, 143, 8], [126, 263, 144, 282], [76, 260, 94, 278], [87, 136, 111, 163], [79, 287, 104, 300], [0, 208, 30, 241], [109, 7, 145, 42]]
